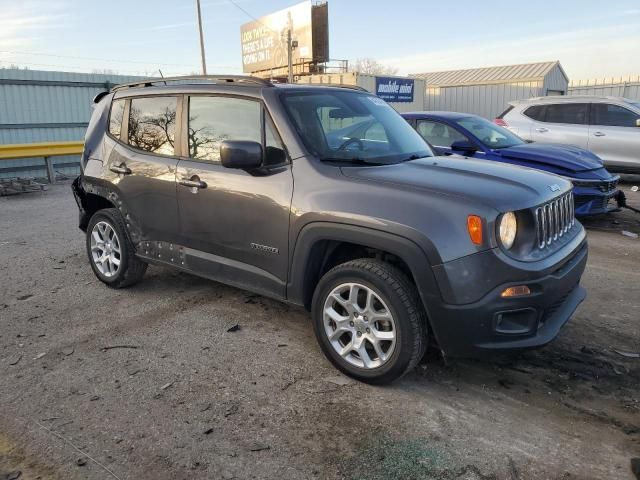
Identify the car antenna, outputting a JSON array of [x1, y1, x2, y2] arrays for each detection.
[[158, 69, 167, 85]]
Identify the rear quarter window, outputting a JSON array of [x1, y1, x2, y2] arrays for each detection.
[[523, 105, 545, 121]]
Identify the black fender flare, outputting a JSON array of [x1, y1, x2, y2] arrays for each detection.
[[286, 222, 444, 337], [73, 176, 143, 246]]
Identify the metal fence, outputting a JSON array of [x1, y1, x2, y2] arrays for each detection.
[[568, 76, 640, 101], [0, 68, 143, 179]]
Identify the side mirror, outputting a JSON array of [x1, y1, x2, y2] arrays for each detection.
[[450, 140, 478, 153], [220, 140, 263, 169]]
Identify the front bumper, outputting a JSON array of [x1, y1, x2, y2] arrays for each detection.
[[428, 238, 588, 357], [572, 177, 619, 216]]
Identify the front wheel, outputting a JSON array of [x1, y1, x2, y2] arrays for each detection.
[[311, 259, 427, 384], [86, 208, 147, 288]]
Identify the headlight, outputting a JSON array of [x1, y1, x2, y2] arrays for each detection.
[[498, 212, 517, 249]]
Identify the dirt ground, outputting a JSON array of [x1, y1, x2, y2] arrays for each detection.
[[1, 179, 639, 480]]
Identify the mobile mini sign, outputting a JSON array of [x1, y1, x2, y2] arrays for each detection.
[[375, 77, 415, 103]]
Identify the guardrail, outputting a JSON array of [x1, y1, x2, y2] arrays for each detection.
[[0, 141, 84, 184]]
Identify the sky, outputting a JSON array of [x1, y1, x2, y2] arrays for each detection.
[[1, 0, 639, 81]]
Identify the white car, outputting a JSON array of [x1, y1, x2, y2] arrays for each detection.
[[497, 96, 640, 173]]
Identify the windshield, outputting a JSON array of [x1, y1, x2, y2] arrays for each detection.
[[281, 90, 433, 164], [629, 102, 640, 111], [456, 116, 524, 149]]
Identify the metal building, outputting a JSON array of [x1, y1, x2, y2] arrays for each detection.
[[413, 61, 569, 120], [0, 68, 143, 179]]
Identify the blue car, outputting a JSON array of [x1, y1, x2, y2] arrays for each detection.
[[402, 112, 619, 216]]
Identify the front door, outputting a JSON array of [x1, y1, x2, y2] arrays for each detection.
[[588, 103, 640, 169], [175, 95, 293, 298], [415, 119, 481, 157]]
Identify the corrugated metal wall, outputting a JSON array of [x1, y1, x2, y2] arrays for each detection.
[[424, 81, 545, 120], [421, 63, 569, 119], [0, 68, 143, 179], [542, 66, 569, 94], [568, 77, 640, 101]]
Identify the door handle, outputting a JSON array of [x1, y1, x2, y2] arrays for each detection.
[[110, 164, 131, 175], [178, 177, 207, 190], [535, 127, 549, 133], [593, 131, 606, 137]]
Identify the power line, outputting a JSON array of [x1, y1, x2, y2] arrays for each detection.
[[226, 0, 261, 23], [226, 0, 280, 35], [0, 49, 236, 70], [0, 49, 198, 68], [0, 59, 191, 77]]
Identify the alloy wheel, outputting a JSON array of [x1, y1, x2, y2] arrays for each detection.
[[90, 221, 121, 278], [323, 282, 397, 369]]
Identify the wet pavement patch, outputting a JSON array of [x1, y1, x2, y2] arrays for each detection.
[[340, 435, 447, 480]]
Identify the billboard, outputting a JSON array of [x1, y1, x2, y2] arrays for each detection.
[[375, 77, 415, 103], [240, 1, 328, 73]]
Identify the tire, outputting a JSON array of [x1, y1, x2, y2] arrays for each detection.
[[311, 258, 427, 385], [86, 208, 147, 289]]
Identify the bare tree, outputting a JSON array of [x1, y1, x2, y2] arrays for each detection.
[[350, 58, 398, 76], [91, 68, 119, 75]]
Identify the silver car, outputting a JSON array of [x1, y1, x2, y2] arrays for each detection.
[[497, 96, 640, 173]]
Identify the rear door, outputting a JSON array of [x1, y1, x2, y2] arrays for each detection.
[[588, 103, 640, 169], [175, 94, 293, 298], [105, 95, 180, 243], [529, 103, 590, 148]]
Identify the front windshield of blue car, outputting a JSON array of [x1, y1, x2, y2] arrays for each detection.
[[456, 116, 524, 149], [281, 90, 433, 164]]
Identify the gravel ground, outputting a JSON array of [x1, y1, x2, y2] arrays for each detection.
[[1, 180, 639, 480]]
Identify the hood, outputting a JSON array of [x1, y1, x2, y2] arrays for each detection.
[[340, 155, 572, 213], [493, 143, 603, 174]]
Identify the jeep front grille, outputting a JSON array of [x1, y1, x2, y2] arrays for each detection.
[[535, 192, 575, 249]]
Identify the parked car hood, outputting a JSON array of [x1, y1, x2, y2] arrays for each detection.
[[493, 143, 604, 175], [341, 155, 571, 213]]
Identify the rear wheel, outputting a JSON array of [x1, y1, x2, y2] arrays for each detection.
[[312, 259, 427, 384], [86, 208, 147, 288]]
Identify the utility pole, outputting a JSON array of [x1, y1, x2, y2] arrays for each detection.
[[286, 12, 293, 83], [196, 0, 207, 75], [287, 29, 293, 83]]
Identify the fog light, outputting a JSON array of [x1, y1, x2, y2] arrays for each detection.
[[500, 285, 531, 298]]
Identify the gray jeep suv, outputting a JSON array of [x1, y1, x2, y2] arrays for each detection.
[[73, 76, 588, 384]]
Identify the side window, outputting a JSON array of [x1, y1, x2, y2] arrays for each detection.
[[264, 113, 286, 166], [523, 105, 544, 121], [416, 120, 468, 148], [128, 97, 177, 156], [592, 104, 640, 127], [109, 99, 125, 138], [543, 103, 588, 125], [188, 96, 261, 162]]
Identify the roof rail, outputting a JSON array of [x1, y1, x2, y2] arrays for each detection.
[[291, 83, 368, 92], [111, 75, 273, 92]]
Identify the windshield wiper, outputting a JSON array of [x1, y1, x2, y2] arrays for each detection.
[[320, 157, 386, 166], [397, 154, 430, 163]]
